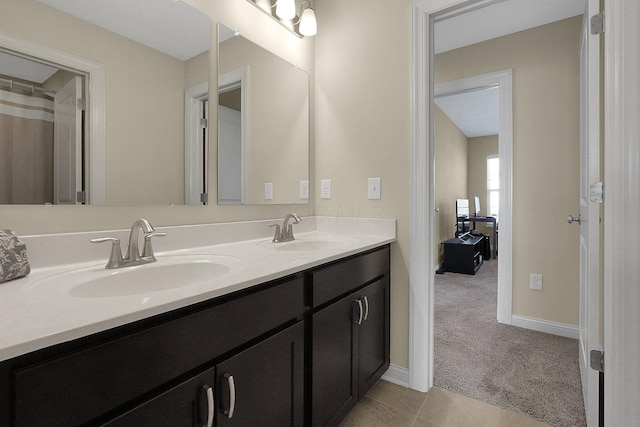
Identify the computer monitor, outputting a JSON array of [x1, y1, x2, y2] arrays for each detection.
[[474, 196, 481, 216], [456, 199, 469, 219]]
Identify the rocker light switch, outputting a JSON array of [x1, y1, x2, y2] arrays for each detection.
[[264, 182, 273, 200], [368, 178, 381, 200]]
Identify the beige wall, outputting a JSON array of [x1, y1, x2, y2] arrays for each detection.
[[0, 0, 314, 234], [435, 17, 582, 326], [434, 105, 468, 265], [467, 135, 499, 247], [315, 0, 412, 368]]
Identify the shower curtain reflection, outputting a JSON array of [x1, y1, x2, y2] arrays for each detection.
[[0, 88, 54, 204]]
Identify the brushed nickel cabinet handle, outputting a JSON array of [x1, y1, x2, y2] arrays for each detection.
[[224, 373, 236, 419], [354, 299, 364, 325], [200, 385, 214, 427], [362, 296, 369, 321]]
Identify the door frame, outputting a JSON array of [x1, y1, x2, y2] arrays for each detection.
[[434, 71, 513, 326], [410, 0, 515, 393], [603, 0, 640, 425], [411, 0, 639, 424], [0, 31, 105, 204], [184, 81, 209, 205]]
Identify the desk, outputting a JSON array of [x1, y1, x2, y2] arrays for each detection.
[[469, 216, 498, 258]]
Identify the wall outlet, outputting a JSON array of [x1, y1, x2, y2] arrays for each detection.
[[264, 182, 273, 200], [368, 177, 381, 200], [320, 179, 331, 199], [299, 180, 309, 199], [530, 273, 543, 291]]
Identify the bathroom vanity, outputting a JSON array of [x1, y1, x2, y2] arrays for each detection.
[[0, 217, 394, 426]]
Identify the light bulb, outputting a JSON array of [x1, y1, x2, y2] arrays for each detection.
[[275, 0, 296, 20], [299, 7, 317, 36]]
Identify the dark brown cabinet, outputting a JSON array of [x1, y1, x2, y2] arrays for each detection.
[[215, 322, 304, 427], [310, 247, 390, 427], [106, 322, 304, 427], [0, 245, 390, 427], [102, 367, 216, 427]]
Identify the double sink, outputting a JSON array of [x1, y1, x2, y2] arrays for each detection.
[[27, 235, 351, 299]]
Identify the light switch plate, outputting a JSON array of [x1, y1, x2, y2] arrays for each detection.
[[368, 177, 381, 200], [264, 182, 273, 200], [299, 180, 309, 200], [320, 179, 331, 199], [530, 273, 543, 291]]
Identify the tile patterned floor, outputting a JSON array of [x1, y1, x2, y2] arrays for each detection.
[[339, 380, 551, 427]]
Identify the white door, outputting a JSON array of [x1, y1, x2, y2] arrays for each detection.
[[578, 1, 602, 425], [218, 105, 242, 204], [53, 76, 82, 204]]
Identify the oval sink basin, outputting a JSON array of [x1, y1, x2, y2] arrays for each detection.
[[28, 254, 243, 299], [70, 261, 230, 298]]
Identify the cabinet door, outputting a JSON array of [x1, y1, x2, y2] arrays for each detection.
[[103, 367, 215, 427], [311, 294, 359, 427], [216, 322, 304, 427], [356, 277, 390, 398]]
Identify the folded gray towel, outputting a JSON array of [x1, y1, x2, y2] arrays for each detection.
[[0, 229, 31, 283]]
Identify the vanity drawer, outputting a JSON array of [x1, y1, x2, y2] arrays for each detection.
[[310, 245, 390, 307], [13, 276, 304, 427]]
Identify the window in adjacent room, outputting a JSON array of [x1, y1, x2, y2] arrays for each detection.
[[487, 155, 499, 220]]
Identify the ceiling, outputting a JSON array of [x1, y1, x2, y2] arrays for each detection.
[[434, 0, 584, 138], [38, 0, 210, 61], [0, 51, 59, 84], [435, 87, 500, 138]]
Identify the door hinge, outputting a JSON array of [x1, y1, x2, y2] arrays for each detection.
[[76, 98, 86, 110], [200, 118, 208, 128], [200, 192, 208, 204], [76, 190, 86, 204], [590, 181, 604, 203], [591, 12, 605, 35], [590, 349, 604, 373]]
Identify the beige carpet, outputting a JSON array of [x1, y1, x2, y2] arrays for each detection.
[[434, 259, 586, 427]]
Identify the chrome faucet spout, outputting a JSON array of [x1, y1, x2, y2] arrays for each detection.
[[126, 218, 155, 261], [270, 213, 302, 243], [91, 218, 165, 269]]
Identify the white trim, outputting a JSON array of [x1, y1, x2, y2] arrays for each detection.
[[511, 315, 579, 340], [411, 0, 514, 393], [409, 2, 433, 393], [603, 0, 640, 425], [184, 81, 209, 205], [0, 31, 105, 204], [435, 70, 513, 326], [218, 66, 249, 205], [381, 364, 410, 388]]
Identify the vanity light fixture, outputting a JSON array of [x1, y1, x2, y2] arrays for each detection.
[[298, 1, 317, 36], [247, 0, 317, 37], [275, 0, 296, 20]]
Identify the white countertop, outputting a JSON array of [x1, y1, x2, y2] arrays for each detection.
[[0, 216, 395, 362]]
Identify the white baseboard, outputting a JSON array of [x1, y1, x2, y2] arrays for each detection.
[[381, 364, 409, 387], [511, 314, 579, 340]]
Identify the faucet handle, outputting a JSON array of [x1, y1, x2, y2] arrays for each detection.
[[90, 237, 123, 269], [269, 224, 282, 242], [142, 232, 166, 259]]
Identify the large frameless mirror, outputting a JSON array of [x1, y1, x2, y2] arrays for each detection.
[[217, 23, 309, 205], [1, 0, 210, 205]]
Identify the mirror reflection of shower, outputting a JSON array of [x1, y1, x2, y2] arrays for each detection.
[[0, 50, 87, 205]]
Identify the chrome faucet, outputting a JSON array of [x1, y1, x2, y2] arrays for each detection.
[[270, 212, 302, 243], [91, 218, 166, 269]]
